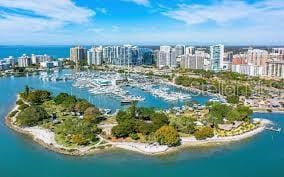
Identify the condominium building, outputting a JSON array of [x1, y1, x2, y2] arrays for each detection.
[[246, 48, 268, 66], [70, 46, 87, 63], [185, 46, 195, 55], [231, 64, 264, 77], [87, 46, 103, 66], [31, 54, 52, 64], [157, 46, 177, 69], [18, 54, 31, 67], [180, 54, 204, 70], [175, 45, 185, 57], [210, 44, 224, 71], [265, 61, 284, 79]]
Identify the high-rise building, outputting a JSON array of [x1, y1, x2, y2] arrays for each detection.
[[265, 61, 284, 79], [157, 46, 177, 69], [18, 54, 31, 67], [31, 54, 52, 64], [70, 46, 87, 63], [180, 53, 205, 70], [175, 45, 185, 57], [210, 44, 224, 71], [246, 48, 268, 66], [232, 64, 264, 77], [185, 46, 195, 55], [87, 46, 103, 66]]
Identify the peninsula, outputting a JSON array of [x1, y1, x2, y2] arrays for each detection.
[[6, 86, 270, 156]]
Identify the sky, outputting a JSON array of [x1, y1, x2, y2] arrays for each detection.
[[0, 0, 283, 45]]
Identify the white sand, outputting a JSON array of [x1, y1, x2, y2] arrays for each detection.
[[23, 126, 65, 149], [112, 142, 169, 154], [181, 126, 265, 145], [15, 117, 271, 155], [181, 119, 270, 145]]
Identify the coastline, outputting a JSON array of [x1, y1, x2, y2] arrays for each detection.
[[5, 101, 271, 156], [5, 91, 277, 156]]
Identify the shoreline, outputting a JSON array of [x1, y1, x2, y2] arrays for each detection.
[[5, 97, 274, 156]]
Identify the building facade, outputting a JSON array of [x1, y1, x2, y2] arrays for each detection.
[[210, 44, 224, 71], [70, 46, 87, 63]]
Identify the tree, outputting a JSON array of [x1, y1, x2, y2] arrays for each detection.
[[137, 107, 155, 120], [16, 106, 49, 126], [227, 110, 241, 122], [116, 110, 132, 123], [236, 105, 252, 121], [75, 100, 92, 113], [54, 93, 70, 105], [26, 90, 51, 104], [25, 85, 30, 97], [18, 104, 29, 111], [194, 127, 214, 140], [128, 101, 138, 118], [136, 121, 154, 135], [151, 112, 169, 131], [55, 118, 99, 146], [208, 102, 230, 125], [83, 106, 103, 123], [61, 96, 77, 111], [155, 125, 180, 146], [170, 116, 196, 134], [111, 119, 136, 138], [226, 95, 239, 104]]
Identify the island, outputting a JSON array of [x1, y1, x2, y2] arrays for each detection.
[[5, 85, 271, 156]]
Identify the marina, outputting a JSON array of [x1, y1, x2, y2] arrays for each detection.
[[0, 67, 283, 177], [70, 71, 195, 104]]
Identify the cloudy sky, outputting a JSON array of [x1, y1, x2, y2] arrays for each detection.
[[0, 0, 283, 45]]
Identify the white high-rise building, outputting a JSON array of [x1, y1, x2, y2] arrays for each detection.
[[157, 46, 177, 69], [175, 45, 185, 56], [18, 54, 31, 67], [210, 44, 224, 71], [185, 46, 195, 55], [31, 54, 52, 64], [87, 46, 103, 66], [160, 46, 171, 53]]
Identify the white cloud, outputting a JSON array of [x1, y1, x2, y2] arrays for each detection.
[[0, 0, 96, 44], [0, 0, 95, 24], [162, 0, 284, 25], [122, 0, 150, 7], [87, 28, 104, 33]]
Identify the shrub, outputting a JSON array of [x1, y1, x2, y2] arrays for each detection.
[[16, 99, 24, 105], [18, 104, 29, 111], [129, 133, 139, 140], [194, 127, 214, 140], [9, 110, 18, 117], [155, 125, 180, 146]]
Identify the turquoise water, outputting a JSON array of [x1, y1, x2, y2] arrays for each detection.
[[0, 46, 71, 59], [1, 74, 284, 177]]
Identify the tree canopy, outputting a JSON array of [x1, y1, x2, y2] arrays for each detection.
[[16, 106, 49, 126], [155, 125, 180, 146]]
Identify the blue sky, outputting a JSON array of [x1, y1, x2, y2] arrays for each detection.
[[0, 0, 283, 45]]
